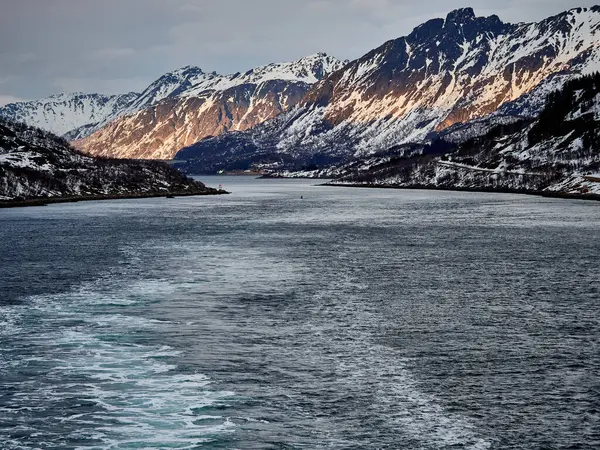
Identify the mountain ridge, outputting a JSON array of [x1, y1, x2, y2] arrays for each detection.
[[329, 73, 600, 197], [177, 6, 600, 173], [0, 53, 344, 145], [71, 53, 345, 159]]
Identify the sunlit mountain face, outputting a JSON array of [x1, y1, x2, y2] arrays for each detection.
[[0, 54, 345, 161], [178, 7, 600, 174], [307, 7, 600, 130]]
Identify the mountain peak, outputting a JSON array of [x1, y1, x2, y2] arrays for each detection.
[[446, 7, 476, 23], [235, 53, 343, 85], [168, 65, 206, 77], [289, 52, 340, 67], [301, 52, 331, 60]]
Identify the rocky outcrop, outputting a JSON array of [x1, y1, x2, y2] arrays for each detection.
[[0, 119, 218, 204]]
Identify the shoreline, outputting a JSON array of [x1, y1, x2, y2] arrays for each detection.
[[322, 182, 600, 202], [259, 174, 332, 180], [0, 189, 228, 209]]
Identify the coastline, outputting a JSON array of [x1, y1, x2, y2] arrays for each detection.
[[322, 182, 600, 202], [0, 189, 228, 209], [259, 174, 332, 180]]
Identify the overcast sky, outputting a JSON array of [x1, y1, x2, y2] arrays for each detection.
[[0, 0, 597, 105]]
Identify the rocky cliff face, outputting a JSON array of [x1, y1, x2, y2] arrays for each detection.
[[73, 53, 344, 160], [177, 7, 600, 173], [74, 79, 314, 160]]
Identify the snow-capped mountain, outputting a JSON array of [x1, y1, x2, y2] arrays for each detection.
[[0, 92, 139, 140], [0, 119, 215, 203], [331, 73, 600, 197], [128, 53, 344, 111], [177, 6, 600, 173], [74, 53, 345, 160]]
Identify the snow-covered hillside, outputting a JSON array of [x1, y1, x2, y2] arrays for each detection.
[[0, 92, 139, 140], [0, 119, 215, 202], [73, 53, 345, 160], [332, 74, 600, 197], [178, 6, 600, 173]]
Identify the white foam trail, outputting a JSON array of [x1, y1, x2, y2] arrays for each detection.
[[387, 367, 492, 449], [0, 275, 236, 449]]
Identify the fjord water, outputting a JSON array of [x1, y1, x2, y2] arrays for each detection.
[[1, 177, 599, 449]]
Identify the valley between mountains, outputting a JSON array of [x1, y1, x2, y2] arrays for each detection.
[[2, 6, 600, 200]]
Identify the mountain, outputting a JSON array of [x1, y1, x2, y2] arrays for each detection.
[[0, 119, 217, 204], [176, 6, 600, 174], [127, 54, 343, 112], [73, 53, 345, 160], [330, 73, 600, 197], [0, 92, 140, 141]]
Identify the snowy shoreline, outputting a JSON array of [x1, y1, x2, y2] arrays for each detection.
[[0, 188, 227, 209], [323, 183, 600, 202]]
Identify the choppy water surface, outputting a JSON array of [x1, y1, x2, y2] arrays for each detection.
[[1, 177, 599, 449]]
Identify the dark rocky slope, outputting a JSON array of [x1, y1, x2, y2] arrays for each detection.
[[0, 119, 219, 206]]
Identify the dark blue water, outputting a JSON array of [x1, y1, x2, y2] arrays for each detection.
[[1, 177, 599, 449]]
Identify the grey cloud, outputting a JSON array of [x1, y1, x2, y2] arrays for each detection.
[[0, 0, 597, 101], [91, 48, 137, 60]]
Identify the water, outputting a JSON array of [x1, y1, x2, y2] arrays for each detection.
[[1, 176, 599, 449]]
